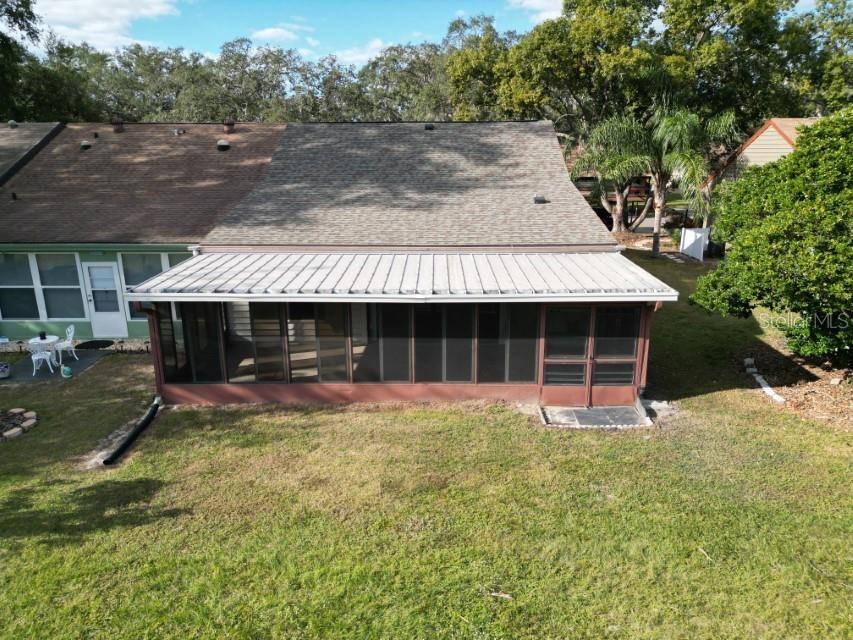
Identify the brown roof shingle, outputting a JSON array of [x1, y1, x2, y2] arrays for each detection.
[[204, 121, 615, 248], [0, 122, 285, 244], [0, 121, 61, 186]]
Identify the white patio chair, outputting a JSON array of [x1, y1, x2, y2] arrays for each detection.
[[54, 324, 78, 365], [28, 342, 54, 376]]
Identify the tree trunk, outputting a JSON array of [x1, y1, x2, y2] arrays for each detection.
[[628, 197, 653, 232], [651, 187, 666, 257], [611, 187, 627, 233]]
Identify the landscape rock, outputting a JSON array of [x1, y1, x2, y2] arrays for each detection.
[[3, 427, 22, 439], [743, 358, 755, 367], [8, 408, 25, 415], [23, 411, 36, 419], [20, 419, 37, 431], [829, 377, 843, 386]]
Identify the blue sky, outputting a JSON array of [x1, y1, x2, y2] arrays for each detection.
[[30, 0, 563, 64]]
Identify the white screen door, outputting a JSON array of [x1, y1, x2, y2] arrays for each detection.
[[82, 263, 128, 338]]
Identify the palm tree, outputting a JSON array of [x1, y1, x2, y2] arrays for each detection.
[[577, 105, 738, 255], [571, 115, 648, 233]]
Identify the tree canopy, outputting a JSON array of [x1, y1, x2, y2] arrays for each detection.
[[0, 1, 847, 128], [692, 109, 853, 363]]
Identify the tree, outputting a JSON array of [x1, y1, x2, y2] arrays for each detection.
[[496, 1, 659, 141], [357, 43, 452, 121], [0, 0, 38, 118], [580, 104, 737, 253], [571, 116, 649, 232], [446, 15, 516, 121], [693, 110, 853, 363]]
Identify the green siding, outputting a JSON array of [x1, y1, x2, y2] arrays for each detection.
[[1, 245, 180, 341]]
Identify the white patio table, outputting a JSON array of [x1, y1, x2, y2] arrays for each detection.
[[28, 335, 60, 366]]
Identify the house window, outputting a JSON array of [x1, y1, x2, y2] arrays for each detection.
[[0, 254, 38, 319], [167, 253, 191, 267], [121, 254, 165, 319], [36, 254, 85, 318], [476, 303, 538, 383]]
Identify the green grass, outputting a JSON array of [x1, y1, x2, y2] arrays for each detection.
[[0, 253, 850, 639]]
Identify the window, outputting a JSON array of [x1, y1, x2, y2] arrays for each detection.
[[156, 302, 190, 383], [287, 303, 319, 382], [182, 302, 223, 382], [36, 254, 84, 318], [0, 254, 38, 319], [595, 307, 640, 357], [476, 304, 538, 383], [351, 303, 381, 382], [414, 305, 443, 382], [286, 303, 348, 382], [224, 302, 255, 382], [223, 302, 287, 383], [121, 254, 164, 319], [545, 307, 589, 358], [351, 304, 412, 382], [445, 304, 474, 382], [167, 253, 191, 267], [379, 304, 411, 382], [593, 362, 634, 385], [252, 304, 287, 381], [316, 304, 348, 382], [544, 363, 586, 385]]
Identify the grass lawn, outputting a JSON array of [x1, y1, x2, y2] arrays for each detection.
[[0, 252, 850, 639]]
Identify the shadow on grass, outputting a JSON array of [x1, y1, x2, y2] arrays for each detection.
[[0, 478, 184, 547], [626, 250, 818, 401]]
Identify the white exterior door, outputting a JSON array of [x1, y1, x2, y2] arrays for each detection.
[[82, 263, 128, 338]]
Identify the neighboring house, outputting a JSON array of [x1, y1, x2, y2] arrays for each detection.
[[0, 121, 284, 341], [125, 121, 678, 407], [716, 117, 820, 181]]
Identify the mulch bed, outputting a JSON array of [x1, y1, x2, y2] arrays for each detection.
[[748, 348, 852, 430]]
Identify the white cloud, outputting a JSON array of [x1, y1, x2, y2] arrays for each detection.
[[455, 9, 466, 17], [34, 0, 179, 49], [333, 38, 388, 65], [250, 21, 314, 42], [297, 48, 315, 58], [251, 26, 300, 41], [305, 36, 320, 47], [506, 0, 562, 23]]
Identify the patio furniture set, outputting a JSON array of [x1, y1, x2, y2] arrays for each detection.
[[26, 325, 78, 376]]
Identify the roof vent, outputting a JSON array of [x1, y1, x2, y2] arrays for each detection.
[[80, 140, 92, 151], [216, 139, 230, 151], [533, 194, 547, 204], [11, 192, 17, 200], [424, 123, 435, 130], [223, 117, 236, 134], [173, 128, 187, 136], [93, 131, 99, 139], [111, 118, 124, 133], [7, 120, 18, 129]]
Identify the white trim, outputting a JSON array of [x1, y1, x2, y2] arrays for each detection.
[[126, 292, 679, 303]]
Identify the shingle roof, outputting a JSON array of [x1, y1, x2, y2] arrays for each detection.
[[127, 251, 677, 303], [0, 122, 285, 244], [204, 121, 616, 249], [0, 122, 61, 186]]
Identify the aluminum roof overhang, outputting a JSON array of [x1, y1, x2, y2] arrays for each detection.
[[125, 252, 679, 303]]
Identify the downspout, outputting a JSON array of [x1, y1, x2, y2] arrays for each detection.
[[102, 396, 162, 465]]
